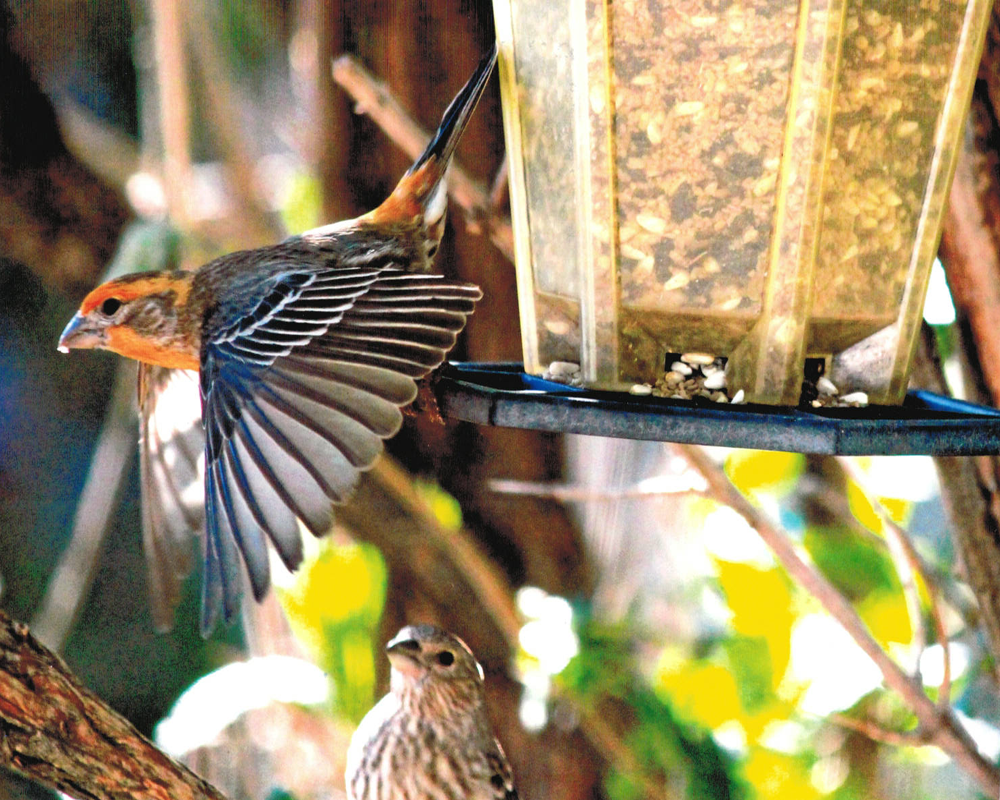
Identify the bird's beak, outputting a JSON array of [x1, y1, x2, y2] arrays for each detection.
[[386, 636, 423, 678], [57, 313, 104, 353]]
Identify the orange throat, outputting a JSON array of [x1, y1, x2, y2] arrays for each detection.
[[106, 326, 200, 370]]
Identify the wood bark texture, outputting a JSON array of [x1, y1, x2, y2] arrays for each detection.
[[0, 611, 226, 800], [934, 8, 1000, 675]]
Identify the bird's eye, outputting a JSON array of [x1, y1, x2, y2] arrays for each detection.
[[100, 297, 122, 316], [436, 650, 455, 667]]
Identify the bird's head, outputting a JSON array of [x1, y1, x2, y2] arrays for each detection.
[[386, 625, 485, 714], [58, 271, 199, 369]]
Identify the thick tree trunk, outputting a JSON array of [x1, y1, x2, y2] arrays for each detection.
[[934, 9, 1000, 675]]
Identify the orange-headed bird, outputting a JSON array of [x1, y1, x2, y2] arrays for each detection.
[[58, 46, 496, 634]]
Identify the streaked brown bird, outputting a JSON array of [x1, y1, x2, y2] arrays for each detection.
[[57, 47, 496, 634], [346, 624, 518, 800]]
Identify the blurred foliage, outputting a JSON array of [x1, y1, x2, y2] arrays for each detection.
[[280, 539, 387, 724], [656, 555, 821, 800], [414, 478, 465, 531], [725, 451, 805, 500], [561, 618, 747, 800], [103, 220, 183, 279], [280, 172, 323, 235], [261, 444, 990, 800]]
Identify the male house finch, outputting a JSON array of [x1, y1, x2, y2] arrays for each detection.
[[346, 624, 518, 800], [57, 47, 496, 633]]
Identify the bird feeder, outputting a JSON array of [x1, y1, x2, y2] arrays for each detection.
[[492, 0, 993, 406]]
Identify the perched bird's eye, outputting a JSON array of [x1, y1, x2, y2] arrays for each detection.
[[436, 650, 455, 667], [100, 297, 123, 316]]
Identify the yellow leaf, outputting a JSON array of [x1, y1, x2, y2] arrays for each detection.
[[878, 496, 911, 526], [743, 749, 821, 800], [847, 481, 883, 535], [858, 588, 912, 647], [415, 480, 463, 531], [280, 541, 387, 649], [716, 561, 794, 685], [657, 662, 742, 728], [725, 451, 804, 498], [338, 628, 377, 700], [741, 701, 797, 741], [281, 172, 322, 235]]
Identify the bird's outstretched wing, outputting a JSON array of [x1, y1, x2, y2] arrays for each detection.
[[198, 264, 481, 633], [138, 363, 204, 631]]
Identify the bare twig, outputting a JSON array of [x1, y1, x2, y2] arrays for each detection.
[[835, 457, 952, 707], [184, 1, 282, 246], [488, 476, 705, 502], [149, 0, 192, 227], [367, 459, 521, 646], [53, 98, 141, 191], [677, 445, 1000, 798], [805, 471, 979, 636], [832, 714, 925, 748], [330, 54, 514, 261], [488, 158, 509, 216], [0, 611, 226, 800]]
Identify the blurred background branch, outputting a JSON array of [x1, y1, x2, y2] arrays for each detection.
[[331, 53, 514, 260], [31, 363, 138, 652]]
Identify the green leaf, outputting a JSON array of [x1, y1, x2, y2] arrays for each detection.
[[565, 620, 745, 800], [715, 561, 793, 684], [802, 526, 897, 601], [741, 749, 821, 800], [724, 636, 773, 714]]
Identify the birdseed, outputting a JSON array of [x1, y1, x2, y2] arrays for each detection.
[[511, 0, 971, 395], [645, 355, 869, 408]]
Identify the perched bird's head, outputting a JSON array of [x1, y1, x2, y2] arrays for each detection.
[[386, 625, 486, 717], [58, 271, 199, 370]]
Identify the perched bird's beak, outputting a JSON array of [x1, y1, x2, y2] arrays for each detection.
[[386, 635, 424, 678], [57, 313, 104, 353]]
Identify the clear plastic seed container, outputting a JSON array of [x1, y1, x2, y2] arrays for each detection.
[[493, 0, 992, 405]]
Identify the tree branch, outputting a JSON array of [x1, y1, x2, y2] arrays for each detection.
[[0, 611, 226, 800], [835, 456, 952, 706], [488, 476, 706, 502], [832, 714, 926, 748], [676, 445, 1000, 798], [931, 82, 1000, 677]]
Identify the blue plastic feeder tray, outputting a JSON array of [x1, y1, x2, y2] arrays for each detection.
[[434, 362, 1000, 456]]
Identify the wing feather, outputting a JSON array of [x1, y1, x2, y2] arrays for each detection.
[[195, 265, 480, 630], [139, 364, 204, 632], [226, 432, 303, 569]]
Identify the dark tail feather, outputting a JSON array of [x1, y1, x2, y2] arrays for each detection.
[[406, 43, 497, 180]]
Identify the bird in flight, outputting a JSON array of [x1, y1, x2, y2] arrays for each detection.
[[58, 46, 497, 634]]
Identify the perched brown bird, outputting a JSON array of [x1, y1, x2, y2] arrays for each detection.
[[57, 47, 496, 634], [346, 624, 518, 800]]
